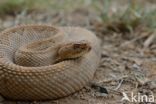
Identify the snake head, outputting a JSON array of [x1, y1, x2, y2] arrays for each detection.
[[56, 40, 91, 62]]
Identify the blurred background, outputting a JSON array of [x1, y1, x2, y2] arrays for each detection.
[[0, 0, 155, 29], [0, 0, 156, 104]]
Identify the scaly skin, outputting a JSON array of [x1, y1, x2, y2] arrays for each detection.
[[0, 25, 101, 100]]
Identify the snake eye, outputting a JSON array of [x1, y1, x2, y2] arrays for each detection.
[[73, 43, 81, 49], [73, 40, 90, 51]]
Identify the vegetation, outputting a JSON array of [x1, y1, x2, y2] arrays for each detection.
[[93, 0, 156, 33]]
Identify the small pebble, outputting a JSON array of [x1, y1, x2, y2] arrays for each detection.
[[90, 83, 108, 94], [0, 95, 4, 102]]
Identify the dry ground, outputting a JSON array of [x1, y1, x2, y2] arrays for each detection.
[[0, 0, 156, 104]]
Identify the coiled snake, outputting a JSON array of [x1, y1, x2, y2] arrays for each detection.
[[0, 25, 101, 100]]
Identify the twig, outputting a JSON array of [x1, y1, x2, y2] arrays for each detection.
[[97, 75, 128, 84], [143, 30, 156, 48], [120, 31, 151, 47], [114, 79, 124, 90]]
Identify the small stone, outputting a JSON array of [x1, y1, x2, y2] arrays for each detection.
[[90, 83, 108, 94], [0, 95, 4, 102]]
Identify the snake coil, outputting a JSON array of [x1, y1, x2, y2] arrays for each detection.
[[0, 25, 101, 100]]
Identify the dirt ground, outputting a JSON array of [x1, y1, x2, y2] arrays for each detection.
[[0, 0, 156, 104]]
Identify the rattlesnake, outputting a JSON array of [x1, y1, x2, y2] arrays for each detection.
[[0, 25, 101, 100]]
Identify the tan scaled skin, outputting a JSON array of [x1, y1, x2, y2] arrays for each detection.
[[55, 40, 92, 63]]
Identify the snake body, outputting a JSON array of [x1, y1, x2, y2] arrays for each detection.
[[0, 25, 101, 100]]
